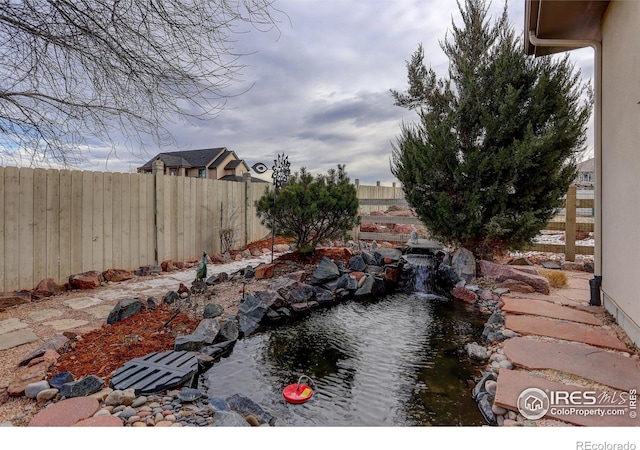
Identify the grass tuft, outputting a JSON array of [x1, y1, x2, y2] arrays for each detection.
[[539, 269, 568, 288]]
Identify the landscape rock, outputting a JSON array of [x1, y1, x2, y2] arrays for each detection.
[[226, 393, 273, 425], [59, 375, 105, 398], [254, 264, 275, 279], [161, 260, 177, 272], [465, 342, 490, 362], [49, 371, 75, 389], [8, 361, 49, 396], [0, 292, 31, 308], [348, 255, 367, 272], [478, 260, 550, 294], [309, 257, 341, 285], [451, 286, 478, 303], [106, 298, 143, 325], [69, 271, 103, 290], [19, 335, 70, 367], [25, 380, 50, 399], [203, 303, 225, 319], [496, 279, 535, 293], [102, 269, 134, 283], [32, 278, 64, 300], [193, 318, 221, 344], [451, 247, 476, 282], [561, 261, 585, 271]]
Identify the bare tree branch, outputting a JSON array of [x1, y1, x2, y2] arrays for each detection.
[[0, 0, 284, 166]]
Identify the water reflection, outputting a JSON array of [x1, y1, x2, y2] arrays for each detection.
[[203, 293, 487, 426]]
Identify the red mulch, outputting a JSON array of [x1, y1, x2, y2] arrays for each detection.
[[49, 237, 353, 385], [50, 305, 200, 386]]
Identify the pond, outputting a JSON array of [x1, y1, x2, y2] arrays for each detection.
[[203, 291, 488, 426]]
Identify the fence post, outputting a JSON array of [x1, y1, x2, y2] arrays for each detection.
[[152, 159, 164, 265], [565, 184, 577, 262], [243, 172, 251, 248]]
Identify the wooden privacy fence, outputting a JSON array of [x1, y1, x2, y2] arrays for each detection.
[[0, 166, 271, 293], [529, 184, 595, 261], [351, 182, 595, 261], [351, 181, 426, 243]]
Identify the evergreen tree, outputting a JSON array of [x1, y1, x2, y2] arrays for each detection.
[[255, 164, 359, 253], [390, 0, 592, 258]]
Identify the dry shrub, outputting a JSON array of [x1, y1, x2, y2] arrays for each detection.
[[539, 269, 568, 288]]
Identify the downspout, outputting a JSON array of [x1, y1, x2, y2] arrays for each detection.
[[527, 31, 603, 285]]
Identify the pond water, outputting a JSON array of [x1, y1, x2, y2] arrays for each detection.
[[203, 292, 488, 426]]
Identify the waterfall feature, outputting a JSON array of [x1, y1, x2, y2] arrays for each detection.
[[402, 254, 437, 295], [400, 238, 447, 299]]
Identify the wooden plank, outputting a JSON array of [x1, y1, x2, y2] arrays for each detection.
[[168, 176, 177, 260], [544, 221, 594, 232], [357, 232, 424, 243], [19, 168, 34, 290], [565, 185, 577, 262], [4, 167, 19, 291], [176, 176, 185, 262], [59, 170, 73, 283], [188, 177, 197, 258], [360, 215, 423, 225], [529, 243, 594, 256], [201, 178, 211, 254], [102, 173, 113, 269], [358, 198, 409, 206], [111, 173, 122, 268], [129, 174, 140, 269], [33, 168, 47, 284], [120, 174, 131, 269], [137, 174, 150, 266], [154, 172, 166, 263], [46, 170, 60, 283], [0, 168, 4, 291], [92, 172, 104, 271], [81, 171, 93, 272], [576, 198, 594, 209], [194, 178, 203, 256]]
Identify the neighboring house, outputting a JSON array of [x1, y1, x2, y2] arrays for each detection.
[[137, 147, 265, 182], [576, 157, 595, 189], [525, 0, 640, 346]]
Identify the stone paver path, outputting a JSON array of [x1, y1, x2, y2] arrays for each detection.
[[502, 297, 602, 325], [0, 253, 279, 353], [505, 313, 629, 352], [495, 369, 637, 427], [503, 337, 639, 392]]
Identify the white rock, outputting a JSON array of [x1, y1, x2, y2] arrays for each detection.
[[492, 404, 507, 415], [498, 360, 513, 370]]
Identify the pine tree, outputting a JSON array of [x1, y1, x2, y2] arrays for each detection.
[[390, 0, 592, 258], [255, 164, 359, 253]]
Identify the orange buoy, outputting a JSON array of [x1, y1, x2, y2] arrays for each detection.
[[283, 375, 314, 404]]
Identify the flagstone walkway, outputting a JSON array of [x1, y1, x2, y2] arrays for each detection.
[[493, 271, 639, 427]]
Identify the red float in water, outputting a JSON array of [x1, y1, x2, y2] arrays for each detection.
[[283, 375, 314, 404]]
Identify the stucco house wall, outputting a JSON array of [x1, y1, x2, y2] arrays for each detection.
[[600, 1, 640, 346]]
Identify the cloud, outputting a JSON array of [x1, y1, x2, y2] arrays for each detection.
[[63, 0, 593, 185]]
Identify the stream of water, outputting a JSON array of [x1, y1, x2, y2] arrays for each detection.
[[203, 292, 488, 426]]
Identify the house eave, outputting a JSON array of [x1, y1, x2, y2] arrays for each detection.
[[525, 0, 609, 56]]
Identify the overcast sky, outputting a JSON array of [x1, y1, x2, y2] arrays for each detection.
[[82, 0, 595, 185]]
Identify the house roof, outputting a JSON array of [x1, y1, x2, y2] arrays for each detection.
[[219, 175, 269, 183], [225, 159, 244, 169], [524, 0, 610, 56], [578, 157, 595, 172], [139, 147, 227, 170]]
